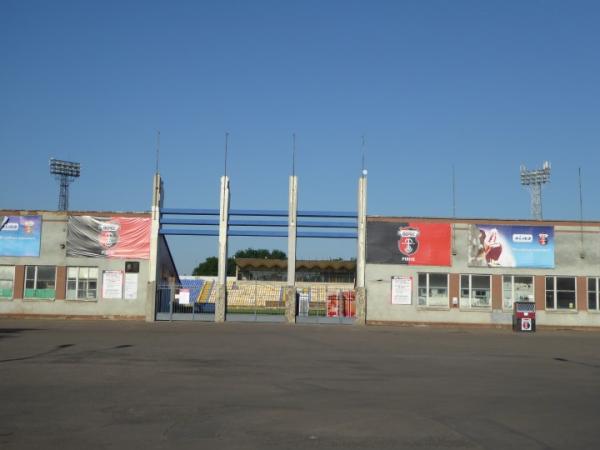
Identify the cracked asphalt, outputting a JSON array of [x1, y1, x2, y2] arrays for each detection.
[[0, 319, 599, 449]]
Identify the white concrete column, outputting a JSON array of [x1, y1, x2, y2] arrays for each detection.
[[146, 173, 163, 322], [285, 175, 298, 323], [355, 174, 367, 325], [215, 175, 230, 322]]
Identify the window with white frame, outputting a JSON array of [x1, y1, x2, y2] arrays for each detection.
[[24, 265, 56, 299], [67, 267, 98, 300], [418, 273, 449, 307], [588, 278, 599, 311], [502, 276, 534, 310], [545, 276, 576, 310], [0, 266, 15, 299], [460, 274, 491, 309]]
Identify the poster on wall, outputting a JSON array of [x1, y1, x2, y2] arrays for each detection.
[[124, 273, 139, 300], [467, 224, 555, 268], [367, 221, 451, 266], [0, 215, 42, 256], [67, 216, 151, 259], [391, 276, 412, 305], [102, 271, 123, 299]]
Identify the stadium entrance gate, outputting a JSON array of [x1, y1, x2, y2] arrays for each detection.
[[156, 172, 365, 324]]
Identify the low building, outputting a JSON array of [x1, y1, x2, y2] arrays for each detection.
[[365, 216, 600, 328], [0, 210, 177, 319]]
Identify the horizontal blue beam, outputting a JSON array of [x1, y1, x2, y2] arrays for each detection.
[[298, 220, 357, 228], [298, 210, 357, 218], [298, 231, 357, 239], [229, 230, 288, 237], [160, 228, 357, 239], [229, 209, 288, 217], [160, 218, 219, 226], [161, 208, 219, 216], [160, 228, 219, 236]]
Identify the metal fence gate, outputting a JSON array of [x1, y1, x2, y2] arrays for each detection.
[[156, 281, 356, 324], [295, 285, 356, 324]]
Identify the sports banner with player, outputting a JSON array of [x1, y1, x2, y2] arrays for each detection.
[[0, 215, 42, 256], [467, 224, 554, 268], [367, 221, 451, 266], [67, 216, 151, 259]]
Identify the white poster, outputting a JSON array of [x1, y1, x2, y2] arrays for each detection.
[[124, 273, 138, 300], [391, 276, 412, 305], [177, 288, 190, 305], [102, 270, 123, 299]]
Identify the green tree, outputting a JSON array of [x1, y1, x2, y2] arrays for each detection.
[[234, 248, 286, 259], [192, 248, 286, 276]]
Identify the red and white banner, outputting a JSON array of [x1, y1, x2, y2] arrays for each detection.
[[67, 216, 151, 259]]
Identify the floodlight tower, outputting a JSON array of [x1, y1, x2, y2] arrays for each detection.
[[49, 158, 81, 211], [520, 161, 551, 220]]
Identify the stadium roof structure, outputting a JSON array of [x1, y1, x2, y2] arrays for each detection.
[[235, 258, 356, 271]]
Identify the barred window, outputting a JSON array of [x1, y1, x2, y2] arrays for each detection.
[[67, 267, 98, 300], [0, 266, 15, 299], [503, 276, 534, 310], [460, 274, 491, 309], [24, 266, 56, 299], [418, 273, 449, 308], [545, 276, 576, 310]]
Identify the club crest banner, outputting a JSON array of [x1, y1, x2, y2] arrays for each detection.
[[67, 216, 151, 259], [367, 221, 451, 266]]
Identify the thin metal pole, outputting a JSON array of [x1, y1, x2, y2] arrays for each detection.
[[224, 132, 229, 177], [579, 168, 584, 256], [155, 130, 160, 174], [292, 133, 296, 176]]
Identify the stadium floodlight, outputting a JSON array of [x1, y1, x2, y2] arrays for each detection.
[[520, 161, 551, 220], [49, 158, 81, 211]]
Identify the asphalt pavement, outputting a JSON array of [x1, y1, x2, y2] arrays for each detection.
[[0, 319, 599, 449]]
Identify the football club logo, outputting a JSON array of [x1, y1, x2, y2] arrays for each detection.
[[397, 227, 420, 256], [538, 233, 549, 246], [98, 222, 120, 249]]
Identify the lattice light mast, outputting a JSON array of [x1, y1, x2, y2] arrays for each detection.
[[520, 161, 551, 220], [49, 158, 81, 211]]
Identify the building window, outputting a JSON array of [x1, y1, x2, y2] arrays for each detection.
[[503, 276, 534, 310], [0, 266, 15, 299], [588, 278, 599, 311], [418, 273, 449, 308], [67, 267, 98, 300], [460, 274, 491, 309], [546, 276, 576, 310], [24, 266, 56, 299]]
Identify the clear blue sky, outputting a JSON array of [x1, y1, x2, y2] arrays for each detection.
[[2, 0, 599, 274]]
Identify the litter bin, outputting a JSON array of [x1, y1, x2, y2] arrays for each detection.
[[513, 301, 536, 332]]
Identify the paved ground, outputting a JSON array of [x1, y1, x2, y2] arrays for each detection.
[[0, 320, 599, 449]]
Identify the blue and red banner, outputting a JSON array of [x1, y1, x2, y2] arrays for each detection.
[[468, 224, 554, 268], [0, 215, 42, 256]]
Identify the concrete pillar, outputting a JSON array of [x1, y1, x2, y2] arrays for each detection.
[[146, 173, 163, 322], [285, 175, 298, 323], [215, 176, 230, 323], [355, 174, 367, 325]]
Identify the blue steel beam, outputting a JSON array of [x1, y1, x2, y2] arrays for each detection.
[[159, 228, 219, 236], [160, 208, 220, 215], [160, 218, 219, 226], [298, 210, 357, 218]]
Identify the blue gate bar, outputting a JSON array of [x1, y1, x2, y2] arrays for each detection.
[[160, 218, 220, 226], [297, 220, 357, 228], [160, 208, 220, 215], [229, 209, 289, 217], [298, 210, 357, 218], [159, 228, 219, 236], [298, 231, 357, 238]]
